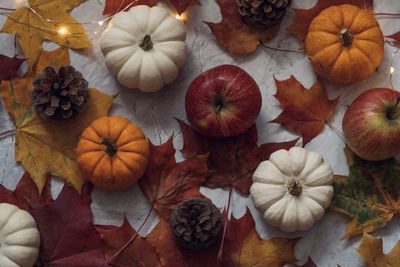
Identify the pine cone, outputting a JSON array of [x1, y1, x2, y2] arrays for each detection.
[[171, 198, 222, 250], [32, 66, 89, 120], [237, 0, 292, 28]]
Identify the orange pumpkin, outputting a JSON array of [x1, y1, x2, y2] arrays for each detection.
[[305, 4, 384, 85], [76, 116, 149, 190]]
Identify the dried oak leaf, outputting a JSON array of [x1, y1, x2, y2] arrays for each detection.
[[103, 0, 158, 15], [96, 217, 162, 267], [1, 0, 91, 70], [288, 0, 373, 41], [0, 48, 114, 193], [205, 0, 280, 54], [0, 55, 25, 82], [331, 147, 400, 239], [0, 172, 51, 211], [139, 136, 209, 222], [178, 119, 298, 195], [270, 76, 338, 146], [222, 208, 298, 267], [386, 32, 400, 46], [357, 232, 400, 267], [31, 183, 109, 266]]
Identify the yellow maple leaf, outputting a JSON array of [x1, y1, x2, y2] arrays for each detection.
[[1, 0, 91, 70], [357, 232, 400, 267], [0, 47, 113, 192]]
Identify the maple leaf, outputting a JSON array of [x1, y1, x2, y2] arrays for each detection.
[[0, 172, 51, 211], [288, 0, 373, 41], [168, 0, 199, 15], [139, 136, 209, 222], [386, 32, 400, 46], [205, 0, 280, 54], [96, 217, 161, 266], [357, 232, 400, 267], [1, 0, 91, 69], [296, 257, 317, 267], [102, 0, 158, 15], [0, 55, 25, 82], [31, 183, 109, 266], [0, 48, 114, 193], [331, 147, 400, 239], [222, 208, 297, 267], [270, 76, 338, 146], [178, 119, 298, 195]]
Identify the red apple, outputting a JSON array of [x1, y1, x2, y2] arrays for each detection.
[[342, 88, 400, 161], [185, 65, 262, 138]]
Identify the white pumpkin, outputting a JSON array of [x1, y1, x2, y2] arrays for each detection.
[[250, 147, 334, 232], [0, 203, 40, 267], [100, 5, 187, 92]]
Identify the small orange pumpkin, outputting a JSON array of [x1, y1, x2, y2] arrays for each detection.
[[305, 4, 384, 85], [76, 116, 149, 190]]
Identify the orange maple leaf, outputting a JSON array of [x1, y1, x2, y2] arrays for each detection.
[[288, 0, 373, 41], [222, 208, 298, 267], [271, 76, 338, 145], [205, 0, 280, 54]]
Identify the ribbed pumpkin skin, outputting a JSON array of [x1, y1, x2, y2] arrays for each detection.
[[305, 4, 384, 85], [76, 116, 149, 190]]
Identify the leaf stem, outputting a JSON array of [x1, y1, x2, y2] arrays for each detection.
[[0, 129, 16, 138], [109, 205, 154, 264], [218, 187, 233, 261], [261, 43, 308, 57], [0, 7, 15, 11], [373, 12, 400, 17], [325, 121, 345, 142]]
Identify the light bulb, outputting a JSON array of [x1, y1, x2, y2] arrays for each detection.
[[57, 26, 68, 36]]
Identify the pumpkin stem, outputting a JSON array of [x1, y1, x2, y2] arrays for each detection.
[[139, 34, 153, 51], [340, 29, 353, 47], [101, 138, 117, 156], [288, 178, 302, 196]]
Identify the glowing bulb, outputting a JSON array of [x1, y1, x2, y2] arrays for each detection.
[[391, 66, 395, 74], [57, 26, 68, 36], [98, 20, 104, 26]]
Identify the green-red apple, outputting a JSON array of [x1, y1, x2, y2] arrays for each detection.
[[342, 88, 400, 161]]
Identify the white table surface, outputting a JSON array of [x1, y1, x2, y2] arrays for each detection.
[[1, 0, 400, 266]]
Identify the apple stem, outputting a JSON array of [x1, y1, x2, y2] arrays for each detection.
[[109, 205, 154, 264], [388, 97, 400, 120], [0, 129, 15, 139], [217, 186, 233, 262]]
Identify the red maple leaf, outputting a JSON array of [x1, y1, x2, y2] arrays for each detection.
[[97, 217, 222, 267], [31, 184, 109, 266], [139, 136, 209, 222], [0, 55, 24, 82], [386, 32, 400, 46], [0, 172, 51, 211], [271, 76, 338, 146], [205, 0, 280, 54], [96, 217, 162, 266], [103, 0, 157, 15], [178, 119, 298, 195], [288, 0, 373, 41]]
